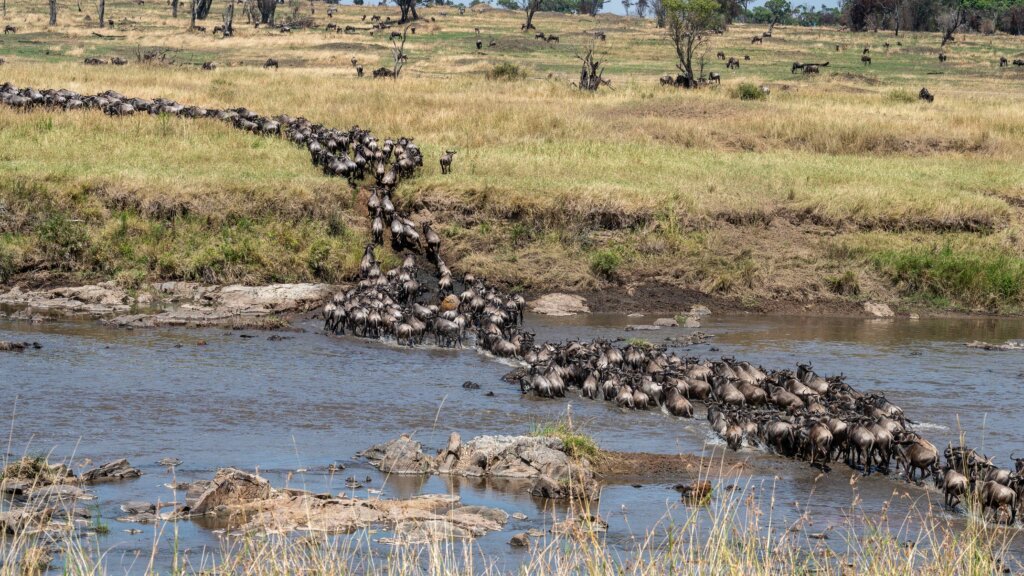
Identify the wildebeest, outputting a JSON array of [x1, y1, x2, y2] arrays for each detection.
[[4, 25, 17, 34], [439, 150, 456, 174], [803, 65, 819, 75], [863, 47, 870, 54], [708, 72, 721, 85], [356, 65, 364, 77], [937, 466, 968, 509], [861, 55, 871, 66], [726, 57, 739, 70], [111, 57, 127, 66], [791, 62, 804, 73], [202, 61, 217, 70], [938, 52, 947, 62], [1013, 59, 1024, 67], [535, 32, 546, 40], [488, 39, 496, 47], [978, 480, 1017, 524], [390, 31, 402, 39], [84, 57, 107, 65], [744, 54, 750, 61], [717, 51, 725, 60], [546, 35, 559, 43], [476, 39, 482, 50], [751, 36, 762, 44], [1000, 56, 1008, 67], [264, 58, 279, 69], [918, 87, 934, 102]]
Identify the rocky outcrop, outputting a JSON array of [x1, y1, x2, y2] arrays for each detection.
[[120, 469, 507, 540], [1, 281, 335, 327], [966, 340, 1024, 351], [435, 433, 600, 500], [864, 301, 895, 318], [80, 459, 142, 483], [359, 435, 437, 475], [190, 468, 271, 516], [528, 293, 590, 316]]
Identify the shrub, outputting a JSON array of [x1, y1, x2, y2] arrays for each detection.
[[37, 212, 89, 265], [886, 89, 917, 104], [531, 418, 600, 461], [486, 62, 528, 81], [825, 270, 861, 296], [733, 82, 766, 101], [589, 248, 622, 279]]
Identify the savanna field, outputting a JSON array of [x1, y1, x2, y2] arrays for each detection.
[[1, 0, 1023, 313]]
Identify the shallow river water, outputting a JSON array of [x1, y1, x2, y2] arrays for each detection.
[[2, 311, 1023, 572]]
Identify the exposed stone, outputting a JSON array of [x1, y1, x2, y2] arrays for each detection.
[[863, 301, 895, 318], [529, 293, 590, 316], [653, 317, 678, 327], [81, 459, 142, 483], [509, 532, 530, 547], [682, 316, 701, 328], [360, 435, 436, 475], [190, 468, 271, 516], [625, 324, 660, 331], [689, 304, 712, 317]]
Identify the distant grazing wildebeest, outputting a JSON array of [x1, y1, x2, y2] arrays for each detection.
[[751, 36, 762, 44], [999, 56, 1008, 67], [476, 39, 482, 50], [264, 58, 279, 69], [708, 72, 721, 84], [356, 65, 364, 77], [803, 64, 819, 74], [659, 75, 674, 86], [84, 57, 107, 65], [111, 57, 127, 65], [3, 25, 16, 34], [791, 62, 804, 73], [440, 150, 457, 174], [373, 67, 394, 78], [863, 47, 869, 54], [488, 39, 496, 47], [919, 87, 934, 102], [726, 57, 739, 69], [546, 35, 559, 43], [717, 51, 725, 60], [861, 55, 871, 65], [535, 32, 546, 40], [1015, 59, 1024, 66], [744, 54, 750, 60], [344, 25, 357, 33], [202, 61, 217, 70]]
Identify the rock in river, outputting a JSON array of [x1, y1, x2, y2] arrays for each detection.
[[359, 435, 436, 475], [528, 293, 590, 316], [81, 459, 142, 483]]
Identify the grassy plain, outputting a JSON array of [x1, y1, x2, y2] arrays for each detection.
[[1, 1, 1023, 311]]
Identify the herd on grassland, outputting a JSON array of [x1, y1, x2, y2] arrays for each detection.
[[2, 48, 1023, 522]]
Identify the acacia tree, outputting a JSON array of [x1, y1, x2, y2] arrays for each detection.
[[98, 0, 106, 26], [397, 0, 424, 22], [763, 0, 792, 33], [257, 0, 276, 24], [939, 0, 996, 44], [48, 0, 58, 24], [523, 0, 540, 29], [195, 0, 213, 19], [665, 0, 723, 86]]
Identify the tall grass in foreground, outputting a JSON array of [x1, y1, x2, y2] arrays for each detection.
[[2, 470, 1016, 576]]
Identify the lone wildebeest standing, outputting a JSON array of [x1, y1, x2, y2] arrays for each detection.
[[356, 65, 364, 77], [264, 58, 279, 69], [439, 150, 457, 174], [1000, 56, 1008, 67], [708, 72, 721, 84], [3, 25, 16, 34], [938, 52, 947, 63], [717, 51, 725, 60], [726, 57, 739, 70], [861, 55, 871, 66], [918, 87, 934, 102], [751, 36, 762, 44], [546, 35, 559, 43], [476, 39, 482, 50]]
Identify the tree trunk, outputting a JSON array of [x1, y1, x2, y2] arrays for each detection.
[[257, 0, 276, 24], [172, 0, 179, 17], [223, 0, 234, 34], [98, 0, 105, 27], [48, 0, 58, 25], [195, 0, 213, 19], [523, 0, 538, 30], [189, 0, 196, 27]]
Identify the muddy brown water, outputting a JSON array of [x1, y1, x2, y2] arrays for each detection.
[[2, 312, 1023, 572]]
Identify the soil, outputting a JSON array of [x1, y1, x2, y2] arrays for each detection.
[[597, 450, 750, 484]]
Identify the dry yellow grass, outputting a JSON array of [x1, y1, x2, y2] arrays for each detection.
[[1, 1, 1023, 309]]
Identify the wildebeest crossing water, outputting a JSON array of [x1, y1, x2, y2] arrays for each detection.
[[2, 81, 1022, 527]]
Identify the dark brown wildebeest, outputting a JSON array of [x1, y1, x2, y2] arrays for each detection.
[[717, 51, 725, 60], [835, 44, 841, 51], [862, 46, 869, 54], [193, 25, 206, 32], [938, 52, 947, 62], [439, 150, 457, 174], [535, 32, 546, 40], [803, 65, 819, 74], [111, 57, 127, 65], [861, 55, 871, 66], [84, 57, 107, 65], [1000, 56, 1008, 67], [202, 61, 217, 70], [726, 57, 739, 69], [372, 67, 394, 78], [475, 39, 482, 50], [326, 23, 337, 32], [708, 72, 721, 84], [744, 54, 750, 60], [356, 65, 364, 77], [546, 34, 559, 43], [3, 25, 16, 34], [751, 36, 762, 44], [488, 39, 496, 47], [264, 58, 279, 69], [791, 62, 804, 73], [919, 87, 934, 102], [390, 31, 402, 39], [344, 25, 357, 33], [659, 74, 674, 86]]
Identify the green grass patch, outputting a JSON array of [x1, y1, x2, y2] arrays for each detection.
[[872, 244, 1024, 311], [531, 418, 600, 462], [732, 82, 766, 101], [485, 61, 528, 81]]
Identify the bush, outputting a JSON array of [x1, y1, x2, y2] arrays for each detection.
[[589, 248, 622, 279], [872, 245, 1024, 310], [531, 418, 600, 461], [486, 62, 528, 81], [37, 212, 89, 265], [886, 89, 917, 104], [825, 270, 861, 296], [733, 82, 766, 101]]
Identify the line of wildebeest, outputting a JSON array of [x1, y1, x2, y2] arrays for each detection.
[[1, 80, 1021, 525]]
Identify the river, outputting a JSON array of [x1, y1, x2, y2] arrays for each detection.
[[2, 311, 1023, 572]]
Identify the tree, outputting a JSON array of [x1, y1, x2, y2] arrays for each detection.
[[665, 0, 722, 85], [575, 44, 610, 90], [939, 0, 1000, 45], [579, 0, 604, 14], [48, 0, 58, 24], [763, 0, 792, 32], [652, 0, 666, 25], [523, 0, 540, 29], [257, 0, 276, 24], [98, 0, 106, 27], [222, 0, 234, 34], [396, 0, 427, 22], [195, 0, 213, 19], [172, 0, 179, 17]]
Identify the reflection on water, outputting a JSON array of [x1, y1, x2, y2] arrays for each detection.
[[2, 311, 1023, 572]]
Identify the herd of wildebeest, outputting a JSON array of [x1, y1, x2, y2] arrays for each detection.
[[1, 73, 1023, 525]]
